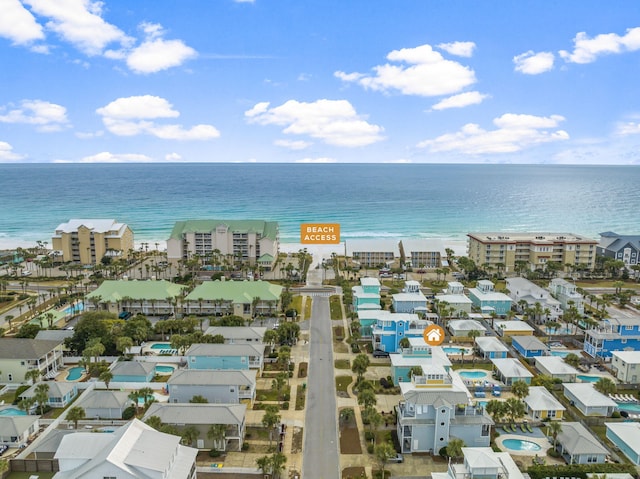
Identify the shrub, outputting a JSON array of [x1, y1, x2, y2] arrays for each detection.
[[289, 371, 293, 378], [547, 447, 561, 458], [439, 446, 448, 458], [611, 410, 621, 418], [18, 293, 29, 300], [259, 395, 267, 401], [282, 392, 290, 401], [13, 385, 30, 404], [282, 402, 289, 410], [364, 431, 375, 441], [242, 442, 249, 451], [367, 444, 374, 454], [122, 406, 136, 420], [289, 363, 295, 371], [209, 448, 221, 458]]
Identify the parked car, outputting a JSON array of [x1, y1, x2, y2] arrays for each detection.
[[373, 349, 390, 358], [387, 453, 404, 463]]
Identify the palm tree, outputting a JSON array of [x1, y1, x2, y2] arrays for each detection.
[[511, 380, 530, 401], [34, 383, 50, 415], [99, 370, 113, 390], [594, 377, 616, 396], [66, 406, 86, 429], [374, 442, 396, 479], [547, 421, 562, 448], [446, 438, 466, 458], [207, 424, 227, 451], [564, 353, 580, 368], [25, 368, 42, 385], [181, 425, 200, 447], [262, 405, 281, 448]]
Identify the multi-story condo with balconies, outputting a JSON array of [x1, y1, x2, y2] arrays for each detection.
[[467, 232, 597, 273], [51, 219, 134, 264], [166, 219, 279, 269]]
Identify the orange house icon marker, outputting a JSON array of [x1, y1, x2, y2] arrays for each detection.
[[424, 325, 444, 346]]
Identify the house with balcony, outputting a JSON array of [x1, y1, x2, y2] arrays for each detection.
[[185, 343, 265, 371], [345, 239, 400, 268], [584, 316, 640, 359], [0, 416, 40, 449], [512, 335, 548, 358], [491, 358, 533, 385], [523, 386, 565, 420], [431, 447, 524, 479], [397, 368, 493, 455], [390, 342, 452, 385], [185, 280, 284, 318], [474, 336, 509, 359], [555, 422, 609, 464], [168, 369, 256, 404], [606, 422, 640, 464], [448, 319, 486, 338], [110, 361, 156, 383], [85, 279, 187, 317], [534, 356, 578, 382], [0, 338, 64, 383], [549, 278, 584, 315], [352, 277, 382, 311], [435, 282, 473, 316], [598, 232, 640, 267], [20, 381, 78, 409], [506, 277, 562, 321], [467, 280, 512, 316], [393, 281, 428, 314], [371, 311, 433, 353], [143, 403, 246, 451], [611, 351, 640, 383], [204, 326, 267, 344], [563, 383, 617, 416], [401, 239, 447, 269]]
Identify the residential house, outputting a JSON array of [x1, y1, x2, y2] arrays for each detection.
[[611, 351, 640, 383], [0, 416, 40, 448], [204, 326, 267, 344], [555, 422, 608, 464], [549, 278, 584, 315], [491, 358, 533, 385], [563, 383, 617, 416], [345, 239, 399, 268], [397, 368, 493, 454], [390, 343, 451, 386], [467, 280, 512, 316], [52, 218, 134, 264], [185, 280, 283, 318], [534, 356, 578, 382], [185, 343, 265, 371], [168, 369, 256, 404], [352, 277, 382, 319], [110, 361, 156, 383], [598, 232, 640, 267], [435, 282, 473, 316], [0, 338, 64, 383], [474, 336, 509, 360], [85, 279, 186, 316], [401, 239, 447, 268], [448, 319, 487, 338], [493, 320, 534, 337], [584, 316, 640, 358], [20, 381, 78, 408], [467, 232, 597, 273], [431, 447, 525, 479], [143, 402, 246, 451], [606, 422, 640, 464], [512, 336, 548, 358], [75, 390, 131, 420], [505, 277, 562, 321], [523, 386, 565, 420], [53, 418, 197, 479], [166, 219, 279, 269], [371, 311, 433, 353], [392, 281, 428, 314]]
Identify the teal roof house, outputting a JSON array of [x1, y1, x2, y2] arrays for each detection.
[[85, 279, 186, 316], [186, 280, 283, 318]]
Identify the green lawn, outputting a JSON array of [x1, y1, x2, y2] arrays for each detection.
[[336, 375, 353, 393], [304, 297, 312, 319], [330, 295, 343, 320], [256, 386, 291, 401], [335, 359, 351, 369], [452, 362, 493, 371], [295, 384, 306, 410]]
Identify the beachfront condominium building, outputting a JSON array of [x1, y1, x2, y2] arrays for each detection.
[[345, 239, 400, 268], [400, 239, 448, 268], [52, 219, 134, 264], [166, 219, 279, 269], [598, 231, 640, 267], [467, 232, 597, 273]]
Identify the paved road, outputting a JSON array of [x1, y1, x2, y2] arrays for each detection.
[[302, 268, 340, 479]]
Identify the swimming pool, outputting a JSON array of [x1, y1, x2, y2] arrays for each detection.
[[502, 439, 542, 452], [67, 366, 85, 381], [155, 365, 176, 374], [63, 302, 84, 314], [475, 401, 488, 408], [549, 350, 569, 358], [150, 343, 172, 350], [577, 375, 602, 383], [617, 402, 640, 413], [443, 347, 470, 355], [459, 371, 488, 379], [0, 407, 27, 416]]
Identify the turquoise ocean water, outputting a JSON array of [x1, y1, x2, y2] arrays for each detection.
[[1, 163, 639, 249]]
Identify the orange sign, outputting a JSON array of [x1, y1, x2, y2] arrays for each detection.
[[300, 223, 340, 244], [423, 324, 445, 346]]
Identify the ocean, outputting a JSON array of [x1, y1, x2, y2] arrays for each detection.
[[1, 163, 639, 252]]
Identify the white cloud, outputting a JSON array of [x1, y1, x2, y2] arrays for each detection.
[[335, 43, 476, 97], [431, 91, 489, 111], [294, 157, 337, 163], [0, 99, 70, 131], [79, 151, 154, 163], [274, 139, 311, 150], [418, 113, 569, 154], [513, 51, 555, 74], [0, 141, 24, 161], [559, 27, 640, 64], [615, 121, 640, 136], [125, 22, 197, 74], [97, 95, 220, 140], [165, 152, 183, 161], [0, 0, 44, 45], [245, 99, 384, 147], [437, 41, 475, 57], [75, 130, 104, 139], [25, 0, 132, 56]]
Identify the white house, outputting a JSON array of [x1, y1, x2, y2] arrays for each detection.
[[491, 358, 534, 385], [493, 320, 535, 337], [506, 277, 562, 321], [555, 422, 609, 464], [474, 336, 509, 360], [611, 351, 640, 383], [523, 386, 566, 420], [448, 319, 487, 337], [435, 282, 473, 316], [432, 447, 524, 479], [563, 383, 617, 417], [534, 356, 579, 382]]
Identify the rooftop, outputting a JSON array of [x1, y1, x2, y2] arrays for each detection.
[[611, 350, 640, 363], [494, 320, 535, 332], [491, 358, 534, 378], [186, 280, 283, 302], [512, 335, 549, 351], [563, 382, 617, 407], [86, 279, 186, 302], [475, 336, 509, 352], [169, 219, 278, 241], [143, 402, 246, 425], [606, 422, 640, 452], [524, 386, 566, 412], [0, 338, 61, 359], [185, 343, 265, 357], [468, 232, 598, 244], [557, 422, 609, 456], [54, 219, 127, 234], [168, 369, 256, 386], [535, 355, 579, 375]]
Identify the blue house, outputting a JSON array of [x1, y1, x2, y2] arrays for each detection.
[[352, 277, 381, 311], [512, 336, 548, 358], [474, 336, 509, 359], [110, 361, 156, 382], [371, 312, 433, 353], [390, 342, 451, 385], [186, 343, 265, 371], [20, 381, 78, 409], [584, 316, 640, 358], [392, 281, 428, 314], [606, 422, 640, 465], [467, 280, 512, 316]]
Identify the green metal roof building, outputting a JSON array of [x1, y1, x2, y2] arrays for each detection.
[[185, 280, 284, 318], [86, 280, 186, 316]]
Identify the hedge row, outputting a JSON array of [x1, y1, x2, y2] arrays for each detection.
[[527, 463, 637, 479]]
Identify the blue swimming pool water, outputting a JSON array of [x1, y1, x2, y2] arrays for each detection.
[[459, 371, 488, 379], [0, 407, 27, 416], [550, 350, 569, 358], [502, 439, 542, 452], [617, 402, 640, 413], [66, 366, 85, 381], [155, 365, 175, 374], [63, 302, 84, 314], [443, 347, 469, 354], [476, 401, 488, 408], [577, 375, 601, 383], [151, 343, 172, 350]]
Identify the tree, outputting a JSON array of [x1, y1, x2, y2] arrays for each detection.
[[446, 438, 465, 459], [99, 370, 113, 390], [208, 424, 227, 451], [547, 421, 562, 448], [24, 368, 41, 385], [485, 400, 506, 423], [399, 337, 410, 349], [116, 336, 134, 356], [531, 375, 556, 390], [505, 397, 526, 424], [67, 406, 86, 429], [357, 388, 377, 409], [262, 405, 281, 448], [181, 425, 200, 447], [34, 383, 50, 415], [269, 452, 287, 479], [594, 377, 616, 396], [145, 415, 163, 430], [374, 442, 396, 479], [190, 395, 209, 403], [408, 365, 423, 380], [256, 455, 271, 477], [511, 380, 530, 401], [467, 329, 481, 341], [352, 353, 370, 381], [564, 353, 580, 368]]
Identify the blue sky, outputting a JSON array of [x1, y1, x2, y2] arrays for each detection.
[[1, 0, 640, 164]]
